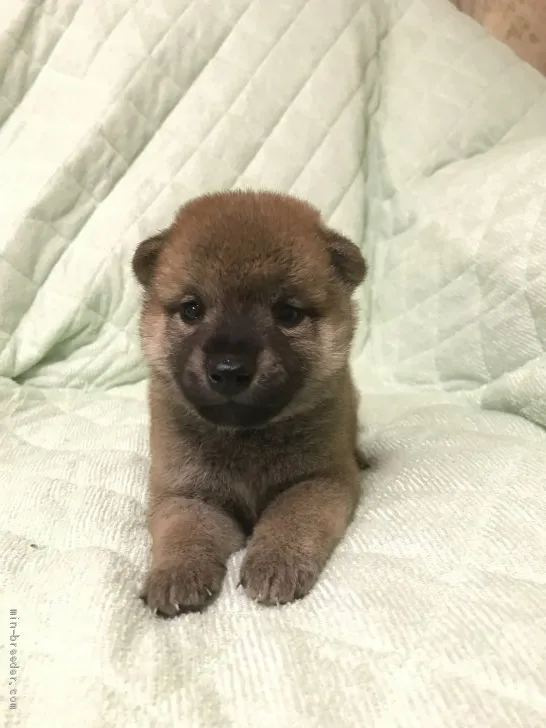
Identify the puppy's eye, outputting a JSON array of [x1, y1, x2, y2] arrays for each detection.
[[179, 298, 204, 323], [273, 303, 305, 328]]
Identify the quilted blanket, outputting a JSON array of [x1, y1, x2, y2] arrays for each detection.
[[1, 0, 546, 726]]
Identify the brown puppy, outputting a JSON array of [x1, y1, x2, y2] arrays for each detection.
[[133, 190, 366, 616]]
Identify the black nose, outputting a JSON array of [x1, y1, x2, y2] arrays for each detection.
[[206, 354, 255, 397]]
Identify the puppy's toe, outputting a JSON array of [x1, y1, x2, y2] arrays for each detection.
[[240, 542, 319, 606], [141, 554, 226, 617]]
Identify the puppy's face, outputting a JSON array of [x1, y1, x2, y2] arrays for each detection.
[[133, 191, 366, 429]]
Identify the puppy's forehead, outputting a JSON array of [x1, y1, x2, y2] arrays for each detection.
[[157, 192, 332, 300]]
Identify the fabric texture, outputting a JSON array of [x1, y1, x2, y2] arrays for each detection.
[[1, 1, 546, 726]]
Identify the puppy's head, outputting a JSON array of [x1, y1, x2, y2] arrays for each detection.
[[133, 191, 366, 429]]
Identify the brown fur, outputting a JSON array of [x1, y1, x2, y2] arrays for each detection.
[[133, 190, 367, 615]]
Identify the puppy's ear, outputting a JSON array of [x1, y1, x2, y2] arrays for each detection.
[[321, 227, 367, 290], [132, 230, 168, 287]]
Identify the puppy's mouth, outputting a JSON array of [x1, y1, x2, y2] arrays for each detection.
[[195, 401, 281, 429], [178, 373, 298, 429]]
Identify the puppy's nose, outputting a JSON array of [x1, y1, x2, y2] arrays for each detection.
[[206, 354, 255, 397]]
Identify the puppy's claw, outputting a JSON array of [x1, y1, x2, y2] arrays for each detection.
[[142, 557, 226, 615], [240, 544, 321, 605]]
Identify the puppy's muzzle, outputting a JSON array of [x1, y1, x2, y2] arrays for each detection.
[[206, 353, 256, 398]]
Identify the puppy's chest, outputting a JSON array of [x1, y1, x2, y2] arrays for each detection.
[[190, 439, 316, 532], [209, 444, 302, 496]]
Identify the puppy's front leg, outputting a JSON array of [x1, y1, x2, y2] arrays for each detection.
[[240, 476, 359, 605], [141, 495, 244, 616]]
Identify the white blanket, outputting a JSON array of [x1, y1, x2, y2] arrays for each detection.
[[1, 1, 546, 726]]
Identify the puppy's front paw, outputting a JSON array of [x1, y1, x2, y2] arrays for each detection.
[[240, 541, 321, 606], [141, 552, 226, 617]]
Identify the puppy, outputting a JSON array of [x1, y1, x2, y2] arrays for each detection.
[[133, 190, 366, 616]]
